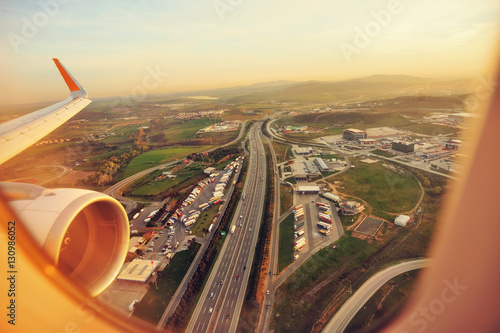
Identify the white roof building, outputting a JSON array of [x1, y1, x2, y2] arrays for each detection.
[[394, 215, 411, 227]]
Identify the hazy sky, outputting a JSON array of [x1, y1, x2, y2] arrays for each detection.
[[0, 0, 499, 104]]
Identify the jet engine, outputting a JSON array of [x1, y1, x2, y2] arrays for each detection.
[[0, 182, 129, 296]]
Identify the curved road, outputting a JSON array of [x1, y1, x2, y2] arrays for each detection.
[[323, 259, 432, 333], [104, 121, 248, 213]]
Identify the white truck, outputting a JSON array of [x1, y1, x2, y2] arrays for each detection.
[[230, 224, 236, 234]]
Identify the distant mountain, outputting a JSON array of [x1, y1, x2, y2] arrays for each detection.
[[220, 75, 475, 104], [171, 80, 298, 99]]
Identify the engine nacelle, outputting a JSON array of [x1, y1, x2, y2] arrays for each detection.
[[0, 182, 129, 296]]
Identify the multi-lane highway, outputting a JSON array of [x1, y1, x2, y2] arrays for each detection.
[[322, 259, 431, 333], [187, 123, 267, 332]]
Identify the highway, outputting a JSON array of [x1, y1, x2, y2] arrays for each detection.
[[322, 259, 432, 333], [187, 122, 267, 333]]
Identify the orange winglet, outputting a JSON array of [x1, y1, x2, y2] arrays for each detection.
[[52, 58, 80, 92]]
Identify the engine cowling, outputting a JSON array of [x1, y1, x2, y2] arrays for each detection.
[[0, 182, 129, 296]]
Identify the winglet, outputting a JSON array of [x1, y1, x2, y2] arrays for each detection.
[[52, 58, 88, 98]]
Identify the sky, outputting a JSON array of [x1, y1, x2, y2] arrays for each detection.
[[0, 0, 499, 105]]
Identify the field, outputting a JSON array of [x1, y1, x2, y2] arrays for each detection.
[[396, 123, 460, 136], [189, 204, 222, 238], [272, 234, 378, 332], [346, 270, 419, 332], [280, 183, 294, 215], [278, 111, 412, 132], [278, 214, 295, 273], [271, 141, 294, 163], [370, 149, 396, 158], [123, 146, 207, 178], [132, 242, 201, 324], [331, 160, 422, 216], [129, 163, 204, 197]]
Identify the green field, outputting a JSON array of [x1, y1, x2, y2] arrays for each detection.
[[396, 123, 460, 136], [278, 214, 295, 273], [130, 163, 204, 196], [123, 146, 207, 178], [331, 160, 422, 215], [272, 233, 377, 332], [133, 242, 201, 324], [189, 204, 222, 238], [162, 118, 218, 142], [280, 183, 294, 215], [370, 149, 396, 158], [346, 270, 419, 332]]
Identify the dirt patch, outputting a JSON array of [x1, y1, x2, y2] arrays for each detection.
[[51, 170, 94, 187]]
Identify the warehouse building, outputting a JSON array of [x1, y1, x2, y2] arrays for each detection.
[[314, 157, 329, 172], [296, 185, 320, 195], [341, 201, 365, 215], [343, 128, 367, 141], [295, 147, 313, 155], [392, 140, 415, 153], [394, 215, 411, 227]]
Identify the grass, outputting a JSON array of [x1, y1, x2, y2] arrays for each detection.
[[132, 242, 201, 324], [278, 214, 295, 273], [280, 183, 294, 215], [331, 160, 421, 215], [272, 233, 377, 332], [189, 204, 221, 238], [271, 141, 293, 163], [396, 123, 460, 136], [371, 149, 396, 158], [163, 118, 218, 142], [129, 163, 204, 196], [346, 270, 420, 332], [284, 176, 297, 184], [123, 146, 207, 178], [340, 213, 360, 226]]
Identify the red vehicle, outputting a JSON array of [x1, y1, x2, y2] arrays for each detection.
[[236, 275, 239, 280]]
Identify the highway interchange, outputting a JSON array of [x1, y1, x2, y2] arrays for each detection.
[[102, 118, 431, 332]]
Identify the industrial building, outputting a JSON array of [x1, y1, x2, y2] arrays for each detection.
[[296, 185, 320, 195], [343, 128, 367, 141], [392, 140, 415, 153], [394, 215, 411, 227], [358, 138, 378, 146], [117, 259, 161, 283], [295, 147, 313, 155], [445, 139, 462, 150], [341, 201, 365, 215], [314, 157, 329, 172]]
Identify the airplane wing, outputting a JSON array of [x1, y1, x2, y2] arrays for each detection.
[[0, 58, 91, 165]]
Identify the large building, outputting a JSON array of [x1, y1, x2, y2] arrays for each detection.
[[394, 215, 411, 227], [343, 128, 367, 141], [392, 140, 415, 153], [296, 185, 320, 195], [314, 157, 329, 172], [341, 201, 365, 215]]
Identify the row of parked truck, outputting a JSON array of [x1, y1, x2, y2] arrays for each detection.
[[316, 201, 333, 235], [183, 157, 244, 233], [293, 205, 306, 251]]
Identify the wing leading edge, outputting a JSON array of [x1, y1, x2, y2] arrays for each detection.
[[0, 59, 91, 165]]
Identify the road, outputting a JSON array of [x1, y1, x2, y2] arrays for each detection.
[[187, 122, 267, 333], [322, 259, 432, 333], [156, 160, 244, 330], [104, 120, 248, 213]]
